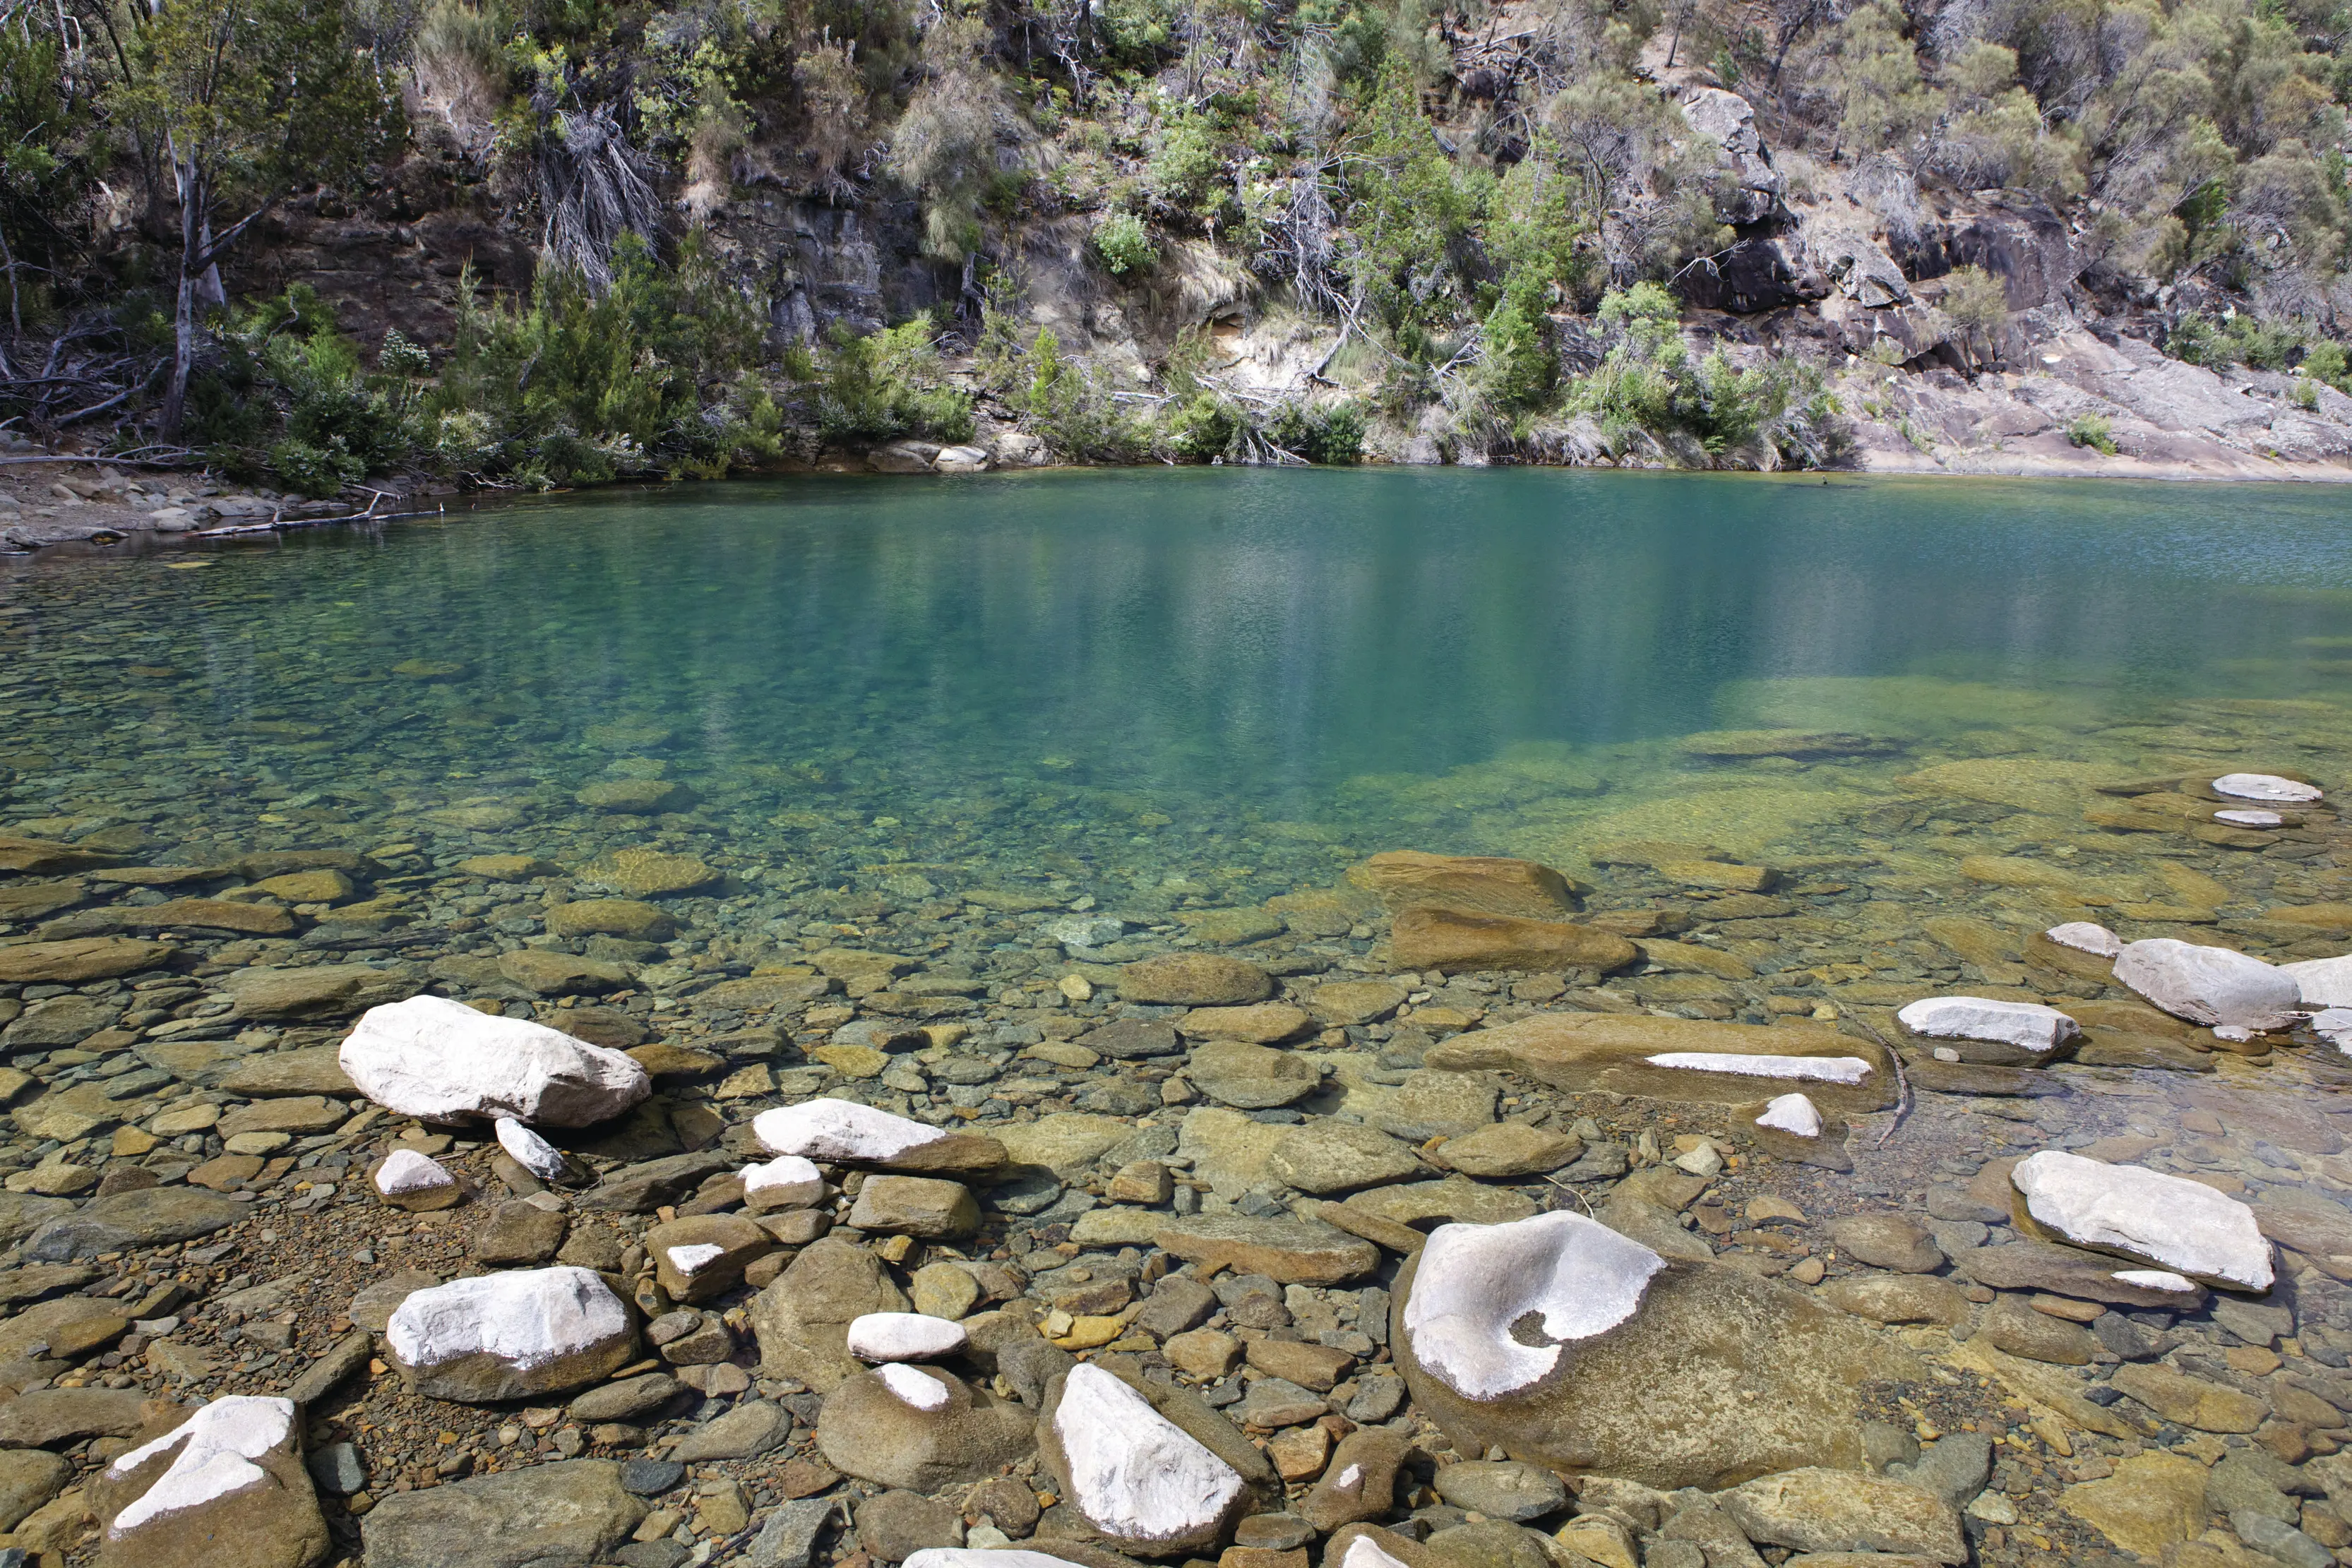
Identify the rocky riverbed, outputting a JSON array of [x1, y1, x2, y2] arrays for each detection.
[[4, 701, 2352, 1568]]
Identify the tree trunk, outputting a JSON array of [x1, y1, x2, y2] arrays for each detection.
[[160, 158, 205, 441]]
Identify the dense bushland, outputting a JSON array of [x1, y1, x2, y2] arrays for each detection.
[[4, 0, 2348, 483]]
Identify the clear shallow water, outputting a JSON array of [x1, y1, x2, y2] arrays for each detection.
[[6, 467, 2352, 923], [13, 470, 2352, 1565], [4, 472, 2352, 879]]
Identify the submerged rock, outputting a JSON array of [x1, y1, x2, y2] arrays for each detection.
[[1428, 1014, 1893, 1115], [1719, 1468, 1965, 1563], [1389, 907, 1637, 974], [1356, 851, 1583, 918], [1393, 1212, 1919, 1489]]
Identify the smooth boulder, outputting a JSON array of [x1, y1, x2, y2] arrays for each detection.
[[385, 1267, 637, 1401], [2111, 939, 2299, 1031], [815, 1364, 1036, 1491], [2009, 1151, 2273, 1291], [1037, 1362, 1258, 1555], [1895, 997, 2079, 1065], [339, 996, 651, 1127]]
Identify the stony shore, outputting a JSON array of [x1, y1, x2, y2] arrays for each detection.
[[2, 746, 2352, 1568]]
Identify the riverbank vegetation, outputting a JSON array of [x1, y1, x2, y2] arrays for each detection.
[[2, 0, 2348, 486]]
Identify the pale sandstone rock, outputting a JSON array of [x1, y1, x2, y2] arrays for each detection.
[[340, 996, 650, 1126]]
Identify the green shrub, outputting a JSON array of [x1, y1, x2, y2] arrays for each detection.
[[2302, 340, 2350, 393], [1025, 330, 1147, 462], [814, 318, 975, 445], [1265, 401, 1366, 464], [1094, 212, 1159, 276], [1163, 392, 1241, 460], [184, 284, 422, 492], [1476, 290, 1558, 413], [427, 234, 785, 485], [2067, 413, 2118, 454]]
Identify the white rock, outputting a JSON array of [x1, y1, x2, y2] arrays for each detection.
[[2315, 1007, 2352, 1052], [2045, 922, 2123, 958], [386, 1266, 632, 1376], [667, 1244, 728, 1277], [1644, 1052, 1873, 1084], [1402, 1211, 1665, 1400], [2112, 938, 2300, 1029], [753, 1100, 953, 1163], [2010, 1150, 2273, 1291], [876, 1363, 951, 1411], [495, 1117, 568, 1180], [847, 1312, 969, 1363], [2284, 953, 2352, 1009], [340, 996, 650, 1126], [105, 1394, 292, 1534], [742, 1155, 827, 1209], [2213, 772, 2322, 803], [1755, 1093, 1822, 1138], [2215, 809, 2285, 827], [2213, 1024, 2256, 1043], [372, 1148, 455, 1197], [1342, 1537, 1414, 1568], [1053, 1363, 1243, 1544], [1897, 996, 2079, 1054], [2112, 1269, 2199, 1294]]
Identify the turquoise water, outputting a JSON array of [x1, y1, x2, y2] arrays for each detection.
[[6, 468, 2352, 901]]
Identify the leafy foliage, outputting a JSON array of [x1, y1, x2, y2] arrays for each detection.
[[426, 234, 785, 485]]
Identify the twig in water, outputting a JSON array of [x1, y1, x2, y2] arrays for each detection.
[[1843, 1010, 1911, 1147]]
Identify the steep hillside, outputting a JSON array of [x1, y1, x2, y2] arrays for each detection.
[[4, 0, 2352, 508]]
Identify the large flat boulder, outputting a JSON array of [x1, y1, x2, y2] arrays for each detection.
[[340, 996, 650, 1127], [359, 1459, 646, 1568], [0, 937, 174, 983], [1392, 1212, 1921, 1490], [1426, 1014, 1894, 1115], [1354, 851, 1584, 918], [1390, 909, 1637, 974]]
